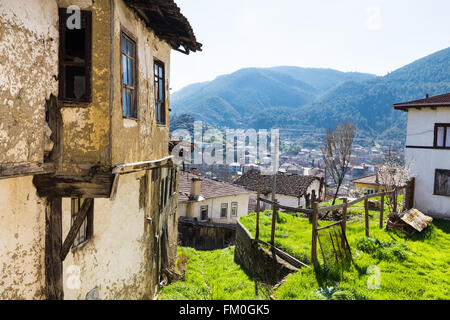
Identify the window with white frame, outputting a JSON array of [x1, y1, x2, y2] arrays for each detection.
[[231, 202, 238, 217], [220, 203, 228, 218]]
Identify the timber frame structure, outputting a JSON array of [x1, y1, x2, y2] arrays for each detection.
[[0, 0, 199, 300]]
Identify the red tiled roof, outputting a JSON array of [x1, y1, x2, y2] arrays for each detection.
[[393, 93, 450, 111], [178, 172, 249, 202]]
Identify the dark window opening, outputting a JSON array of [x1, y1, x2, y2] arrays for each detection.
[[121, 32, 137, 119], [434, 169, 450, 196], [71, 198, 94, 248], [154, 60, 166, 125], [220, 203, 228, 218], [59, 9, 92, 102], [200, 205, 208, 221]]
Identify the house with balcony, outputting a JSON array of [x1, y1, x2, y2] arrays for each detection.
[[0, 0, 201, 300], [393, 93, 450, 218]]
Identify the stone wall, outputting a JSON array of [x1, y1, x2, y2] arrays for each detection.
[[234, 221, 298, 285], [178, 220, 236, 250]]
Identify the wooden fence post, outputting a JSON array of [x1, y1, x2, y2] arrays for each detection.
[[311, 202, 319, 265], [393, 189, 397, 213], [364, 197, 369, 237], [380, 194, 385, 229], [270, 201, 278, 246], [342, 198, 348, 248], [255, 180, 261, 241]]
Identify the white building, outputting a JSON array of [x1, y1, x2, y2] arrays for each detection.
[[177, 172, 250, 224], [394, 93, 450, 218]]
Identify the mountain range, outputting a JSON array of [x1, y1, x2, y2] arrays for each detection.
[[171, 47, 450, 146]]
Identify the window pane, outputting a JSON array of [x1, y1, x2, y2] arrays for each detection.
[[122, 54, 128, 85], [65, 66, 86, 99], [121, 37, 127, 53], [122, 89, 129, 116], [447, 128, 450, 147], [128, 57, 133, 86], [65, 28, 86, 62], [154, 64, 159, 77], [437, 127, 445, 147], [159, 66, 163, 77], [159, 79, 164, 100], [127, 41, 133, 56], [127, 90, 132, 116]]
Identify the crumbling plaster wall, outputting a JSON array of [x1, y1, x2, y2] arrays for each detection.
[[0, 0, 59, 165], [111, 0, 172, 166], [58, 0, 111, 175], [62, 171, 153, 300], [0, 177, 46, 299]]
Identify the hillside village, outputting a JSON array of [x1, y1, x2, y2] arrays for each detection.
[[0, 0, 449, 303]]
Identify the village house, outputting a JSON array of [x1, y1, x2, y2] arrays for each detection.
[[0, 0, 201, 300], [176, 171, 249, 250], [177, 171, 250, 224], [393, 93, 450, 218], [233, 169, 324, 212], [352, 173, 384, 194]]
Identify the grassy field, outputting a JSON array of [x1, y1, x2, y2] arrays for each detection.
[[241, 209, 450, 300], [158, 247, 270, 300]]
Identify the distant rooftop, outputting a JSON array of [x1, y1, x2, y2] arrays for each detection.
[[393, 93, 450, 111]]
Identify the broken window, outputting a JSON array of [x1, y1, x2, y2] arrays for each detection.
[[231, 202, 238, 217], [121, 32, 137, 118], [154, 60, 166, 125], [434, 124, 450, 148], [59, 9, 92, 102], [434, 169, 450, 196], [200, 205, 208, 221], [220, 203, 228, 218], [71, 198, 94, 248]]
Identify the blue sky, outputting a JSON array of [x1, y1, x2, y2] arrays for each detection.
[[170, 0, 450, 92]]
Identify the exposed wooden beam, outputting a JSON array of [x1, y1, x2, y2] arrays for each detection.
[[45, 197, 63, 300], [112, 156, 174, 175], [0, 162, 55, 180], [60, 198, 94, 261]]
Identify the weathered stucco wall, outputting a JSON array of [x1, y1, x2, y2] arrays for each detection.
[[58, 0, 112, 175], [62, 171, 152, 300], [111, 0, 172, 166], [0, 0, 58, 164], [0, 177, 46, 299]]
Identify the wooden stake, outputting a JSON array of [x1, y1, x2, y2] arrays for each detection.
[[393, 189, 397, 213], [311, 202, 319, 265], [380, 194, 385, 229], [364, 197, 369, 237], [255, 179, 261, 241], [342, 198, 348, 248], [270, 202, 278, 246]]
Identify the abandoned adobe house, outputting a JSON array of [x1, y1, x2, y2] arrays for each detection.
[[0, 0, 201, 299], [394, 93, 450, 218], [233, 169, 324, 212], [177, 170, 250, 250]]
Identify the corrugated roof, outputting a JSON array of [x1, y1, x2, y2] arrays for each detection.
[[178, 172, 249, 202], [124, 0, 202, 54], [393, 93, 450, 111], [233, 169, 320, 198]]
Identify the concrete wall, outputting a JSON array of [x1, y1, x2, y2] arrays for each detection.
[[405, 109, 450, 218], [0, 0, 58, 165], [0, 177, 46, 299], [177, 193, 249, 224], [178, 221, 236, 250], [111, 0, 172, 166], [234, 221, 297, 285]]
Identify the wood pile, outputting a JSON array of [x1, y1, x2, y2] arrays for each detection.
[[386, 208, 433, 236]]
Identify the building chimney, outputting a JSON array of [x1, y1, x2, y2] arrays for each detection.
[[190, 177, 202, 200], [426, 93, 429, 100], [363, 163, 366, 177]]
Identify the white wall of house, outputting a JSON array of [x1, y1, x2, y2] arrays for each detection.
[[405, 108, 450, 218], [178, 193, 249, 224], [260, 179, 322, 210]]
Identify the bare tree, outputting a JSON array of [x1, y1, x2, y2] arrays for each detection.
[[377, 147, 410, 213], [321, 121, 355, 205]]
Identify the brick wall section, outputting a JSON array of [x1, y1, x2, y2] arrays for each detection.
[[234, 221, 298, 285]]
